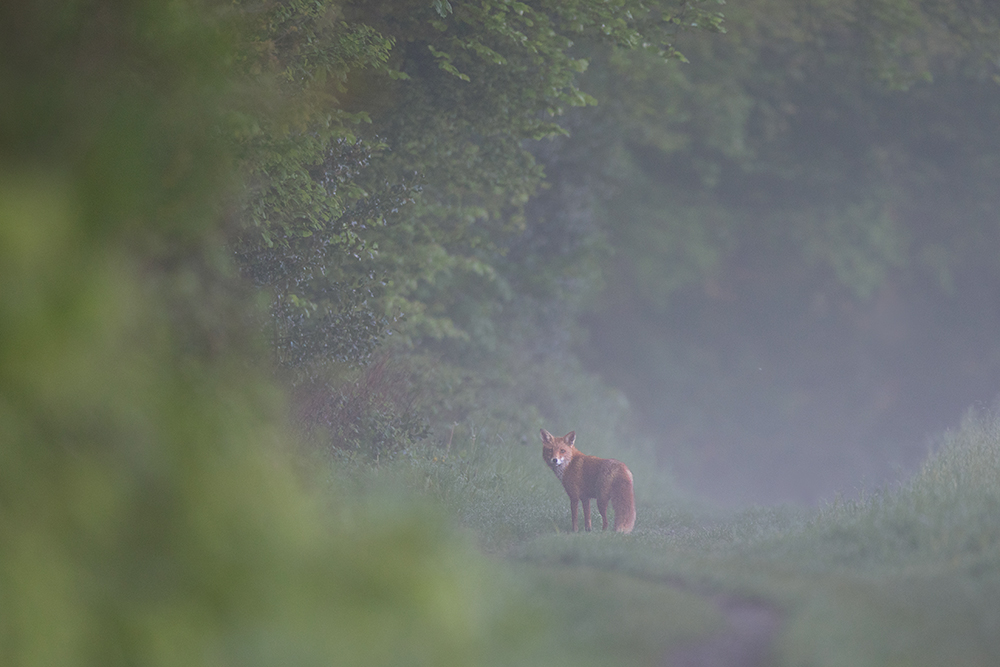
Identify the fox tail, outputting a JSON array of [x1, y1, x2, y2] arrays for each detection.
[[612, 469, 636, 534]]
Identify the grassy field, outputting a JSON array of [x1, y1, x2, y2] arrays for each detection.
[[320, 408, 1000, 666]]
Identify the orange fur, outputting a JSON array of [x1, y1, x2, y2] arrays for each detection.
[[541, 429, 635, 534]]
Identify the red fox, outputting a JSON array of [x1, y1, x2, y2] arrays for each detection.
[[541, 429, 636, 534]]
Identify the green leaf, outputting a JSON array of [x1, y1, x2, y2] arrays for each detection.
[[432, 0, 453, 18]]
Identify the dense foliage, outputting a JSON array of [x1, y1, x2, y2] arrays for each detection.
[[225, 0, 727, 459], [230, 0, 724, 368]]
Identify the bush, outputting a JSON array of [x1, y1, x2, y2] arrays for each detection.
[[294, 356, 430, 459]]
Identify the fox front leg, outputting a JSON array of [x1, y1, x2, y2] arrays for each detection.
[[582, 498, 593, 531]]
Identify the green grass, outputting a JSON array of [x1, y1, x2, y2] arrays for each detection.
[[513, 561, 725, 666], [321, 406, 1000, 666]]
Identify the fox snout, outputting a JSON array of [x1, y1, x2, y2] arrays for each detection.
[[544, 448, 570, 478]]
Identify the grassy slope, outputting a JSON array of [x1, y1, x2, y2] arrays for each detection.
[[324, 408, 1000, 666]]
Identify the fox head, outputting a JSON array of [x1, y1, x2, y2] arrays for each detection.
[[541, 429, 576, 478]]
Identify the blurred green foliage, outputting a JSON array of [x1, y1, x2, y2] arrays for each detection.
[[0, 1, 545, 665]]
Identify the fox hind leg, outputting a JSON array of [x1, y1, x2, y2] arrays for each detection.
[[597, 496, 610, 531]]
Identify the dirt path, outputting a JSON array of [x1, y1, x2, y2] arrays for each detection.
[[664, 594, 782, 667]]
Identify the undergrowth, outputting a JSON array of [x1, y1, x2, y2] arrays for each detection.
[[308, 382, 1000, 667]]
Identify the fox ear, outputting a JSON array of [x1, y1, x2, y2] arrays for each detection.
[[540, 429, 553, 444], [565, 431, 575, 446]]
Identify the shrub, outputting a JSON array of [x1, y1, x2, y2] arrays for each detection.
[[294, 356, 430, 459]]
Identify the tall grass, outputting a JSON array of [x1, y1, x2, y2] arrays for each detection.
[[772, 407, 1000, 571], [726, 407, 1000, 667]]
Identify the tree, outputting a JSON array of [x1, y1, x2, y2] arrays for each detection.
[[229, 0, 399, 365], [229, 0, 725, 370]]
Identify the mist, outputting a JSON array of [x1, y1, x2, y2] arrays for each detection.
[[584, 248, 1000, 506], [520, 7, 1000, 507]]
